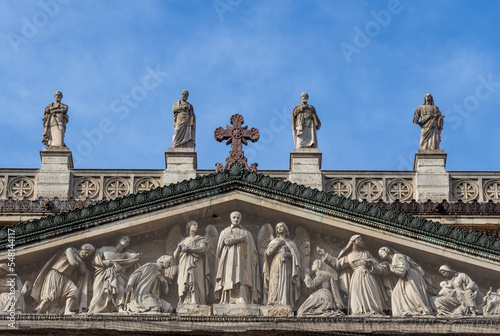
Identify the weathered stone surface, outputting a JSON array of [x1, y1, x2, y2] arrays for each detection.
[[260, 304, 294, 317], [289, 148, 323, 190], [414, 151, 449, 202], [176, 303, 211, 316], [212, 303, 261, 316], [36, 147, 73, 199], [164, 148, 197, 185]]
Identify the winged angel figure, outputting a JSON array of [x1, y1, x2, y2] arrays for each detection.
[[258, 222, 310, 309], [165, 220, 218, 305]]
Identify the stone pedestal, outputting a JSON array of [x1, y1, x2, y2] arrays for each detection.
[[164, 148, 197, 185], [176, 303, 211, 316], [260, 305, 294, 317], [212, 304, 261, 316], [37, 147, 73, 199], [414, 149, 449, 202], [289, 148, 323, 190]]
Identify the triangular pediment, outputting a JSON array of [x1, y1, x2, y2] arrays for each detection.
[[1, 163, 499, 306]]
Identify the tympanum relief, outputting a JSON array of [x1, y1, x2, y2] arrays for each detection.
[[9, 213, 499, 317]]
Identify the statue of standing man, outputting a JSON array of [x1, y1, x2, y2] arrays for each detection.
[[42, 91, 69, 147], [172, 90, 196, 148], [413, 93, 444, 150], [292, 92, 321, 148], [215, 211, 260, 304]]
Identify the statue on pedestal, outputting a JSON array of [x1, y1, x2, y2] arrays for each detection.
[[171, 220, 218, 305], [88, 236, 140, 313], [378, 247, 434, 316], [261, 222, 301, 308], [292, 92, 321, 148], [31, 244, 95, 315], [125, 255, 174, 314], [318, 235, 388, 316], [215, 211, 260, 304], [413, 93, 444, 150], [42, 91, 69, 147], [172, 90, 196, 148], [432, 264, 482, 316]]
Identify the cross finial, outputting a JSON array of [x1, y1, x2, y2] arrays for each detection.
[[214, 114, 260, 172]]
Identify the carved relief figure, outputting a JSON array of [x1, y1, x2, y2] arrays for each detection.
[[483, 287, 500, 316], [292, 92, 321, 148], [172, 220, 217, 305], [31, 244, 95, 315], [0, 263, 30, 313], [413, 93, 444, 150], [88, 236, 140, 313], [319, 235, 387, 316], [378, 247, 434, 316], [433, 265, 482, 316], [42, 91, 69, 147], [297, 259, 344, 317], [261, 222, 301, 308], [125, 255, 174, 314], [172, 90, 196, 148], [215, 211, 260, 304]]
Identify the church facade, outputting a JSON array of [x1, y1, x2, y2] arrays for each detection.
[[0, 92, 499, 335]]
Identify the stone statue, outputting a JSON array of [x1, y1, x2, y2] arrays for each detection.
[[0, 263, 30, 313], [42, 91, 69, 147], [172, 220, 218, 305], [172, 90, 196, 148], [483, 287, 500, 316], [297, 259, 344, 317], [432, 264, 482, 316], [261, 222, 301, 308], [413, 93, 444, 150], [318, 235, 388, 316], [215, 211, 260, 304], [88, 236, 140, 313], [292, 92, 321, 148], [125, 255, 174, 314], [31, 244, 95, 315], [378, 247, 434, 316]]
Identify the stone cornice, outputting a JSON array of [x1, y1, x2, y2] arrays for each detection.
[[1, 163, 499, 261]]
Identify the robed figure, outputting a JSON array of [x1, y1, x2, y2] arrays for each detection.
[[125, 255, 174, 313], [263, 222, 301, 308], [413, 93, 444, 150], [292, 92, 321, 148], [42, 91, 69, 147], [215, 211, 261, 304], [172, 90, 196, 148]]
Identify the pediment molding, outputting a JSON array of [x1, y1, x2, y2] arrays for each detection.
[[1, 163, 499, 262]]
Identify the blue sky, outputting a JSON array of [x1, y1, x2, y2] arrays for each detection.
[[1, 0, 499, 171]]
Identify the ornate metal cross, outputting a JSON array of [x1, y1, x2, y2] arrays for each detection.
[[214, 114, 260, 172]]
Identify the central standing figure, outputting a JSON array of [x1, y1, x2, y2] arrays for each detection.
[[215, 211, 260, 304], [292, 92, 321, 148]]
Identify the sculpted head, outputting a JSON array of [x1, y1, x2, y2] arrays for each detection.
[[312, 259, 326, 272], [378, 247, 392, 260], [424, 93, 434, 106], [181, 90, 189, 102], [439, 265, 456, 278], [275, 222, 289, 237], [351, 235, 364, 250], [230, 211, 242, 226], [54, 91, 63, 102], [300, 92, 309, 104], [116, 236, 130, 248], [186, 220, 199, 235], [157, 255, 173, 269], [79, 243, 95, 259]]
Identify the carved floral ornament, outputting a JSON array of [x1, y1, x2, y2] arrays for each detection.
[[0, 178, 4, 196], [134, 177, 160, 193], [104, 177, 130, 200], [453, 179, 479, 202], [484, 180, 500, 201], [8, 176, 34, 199], [387, 179, 413, 202], [73, 177, 100, 199]]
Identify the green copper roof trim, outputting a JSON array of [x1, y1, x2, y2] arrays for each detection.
[[0, 162, 499, 261]]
